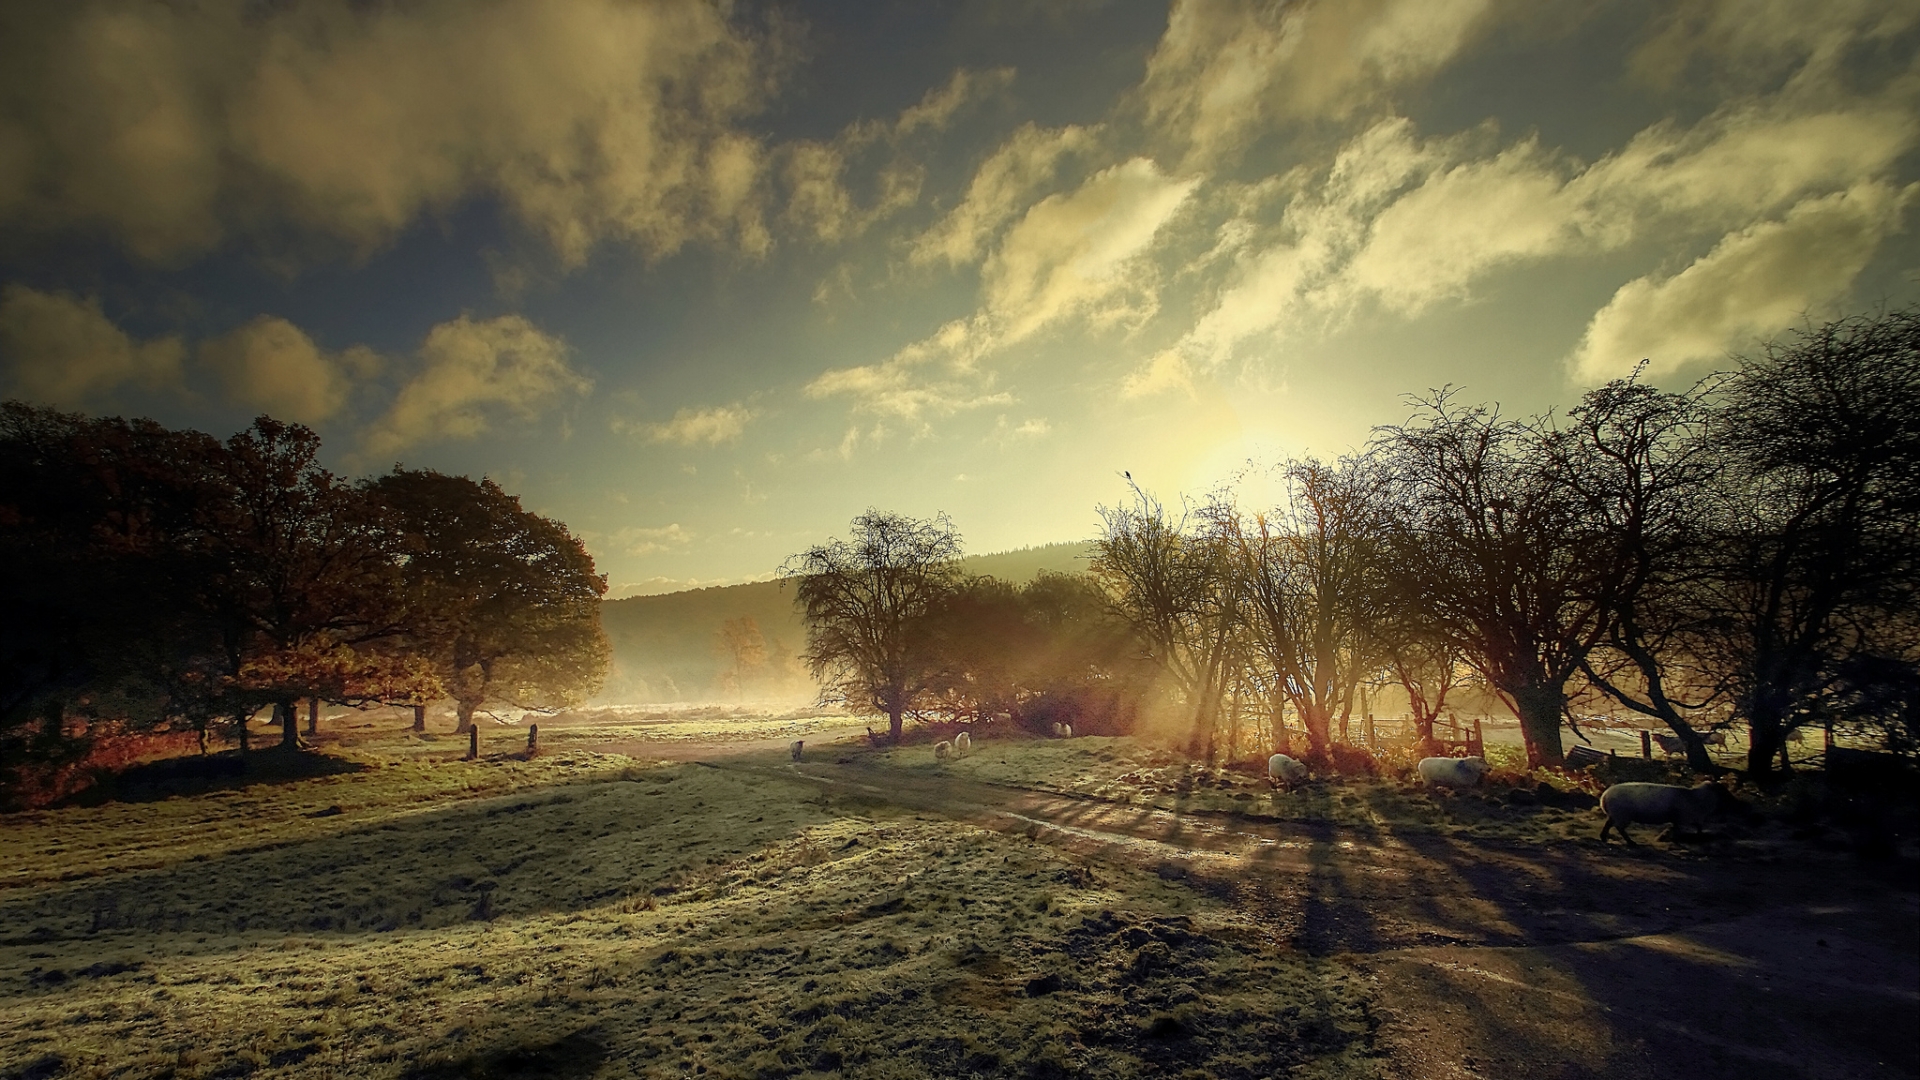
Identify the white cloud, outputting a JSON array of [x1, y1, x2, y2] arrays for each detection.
[[1131, 77, 1920, 394], [198, 315, 375, 425], [610, 523, 693, 556], [0, 1, 781, 265], [1138, 0, 1494, 167], [909, 123, 1096, 268], [1568, 182, 1915, 381], [811, 159, 1197, 428], [361, 314, 590, 459], [628, 403, 755, 446], [782, 67, 1010, 245], [0, 284, 184, 407], [985, 158, 1200, 343]]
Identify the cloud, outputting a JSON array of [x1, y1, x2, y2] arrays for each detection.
[[1138, 0, 1494, 167], [628, 403, 755, 446], [1131, 75, 1919, 394], [1628, 0, 1920, 92], [781, 67, 1009, 245], [909, 122, 1096, 268], [361, 314, 590, 459], [609, 523, 692, 557], [1568, 183, 1915, 381], [984, 158, 1201, 343], [0, 284, 184, 407], [811, 159, 1197, 426], [0, 1, 782, 265], [198, 315, 378, 425]]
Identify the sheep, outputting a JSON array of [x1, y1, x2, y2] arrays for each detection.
[[1598, 781, 1732, 845], [1652, 732, 1686, 756], [953, 731, 972, 756], [992, 712, 1012, 726], [1052, 722, 1073, 738], [790, 739, 804, 762], [1417, 756, 1489, 790], [1267, 753, 1308, 790], [934, 740, 952, 761]]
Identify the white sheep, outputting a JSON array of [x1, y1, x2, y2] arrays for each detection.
[[790, 739, 804, 761], [1598, 781, 1730, 845], [1055, 722, 1073, 738], [953, 731, 972, 756], [1267, 753, 1308, 790], [934, 740, 952, 761], [1417, 756, 1489, 790]]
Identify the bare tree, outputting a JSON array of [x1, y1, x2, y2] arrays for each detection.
[[785, 510, 963, 744], [1375, 392, 1612, 767], [1091, 483, 1238, 757], [1227, 456, 1384, 763], [1697, 311, 1920, 778], [1556, 375, 1727, 772]]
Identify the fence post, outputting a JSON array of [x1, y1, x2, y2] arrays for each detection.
[[1640, 730, 1653, 759], [467, 726, 478, 761], [526, 724, 538, 756]]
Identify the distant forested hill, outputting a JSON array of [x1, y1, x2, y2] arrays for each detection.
[[596, 542, 1095, 704]]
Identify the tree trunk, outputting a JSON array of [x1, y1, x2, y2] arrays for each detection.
[[1745, 705, 1785, 781], [235, 710, 251, 754], [412, 704, 427, 733], [1270, 702, 1292, 756], [277, 699, 301, 750], [455, 699, 477, 734], [1511, 682, 1566, 767], [306, 698, 318, 735], [1300, 703, 1333, 764], [887, 706, 904, 745]]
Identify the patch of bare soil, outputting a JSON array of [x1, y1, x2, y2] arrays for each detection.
[[764, 749, 1919, 1080]]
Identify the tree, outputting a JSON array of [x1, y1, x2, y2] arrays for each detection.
[[1375, 392, 1612, 767], [1226, 456, 1384, 763], [0, 404, 221, 766], [1697, 311, 1920, 778], [1091, 483, 1238, 756], [917, 572, 1148, 735], [785, 510, 963, 744], [192, 419, 406, 751], [369, 469, 609, 733], [1555, 375, 1727, 772]]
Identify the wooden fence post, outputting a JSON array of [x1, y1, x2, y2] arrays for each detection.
[[1640, 730, 1653, 759], [467, 726, 478, 761], [526, 724, 539, 756]]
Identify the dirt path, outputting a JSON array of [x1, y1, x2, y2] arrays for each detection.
[[714, 753, 1920, 1080]]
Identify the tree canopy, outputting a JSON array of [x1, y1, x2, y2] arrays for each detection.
[[0, 404, 608, 774]]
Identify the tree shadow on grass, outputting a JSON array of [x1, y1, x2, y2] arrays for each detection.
[[401, 1027, 608, 1080], [3, 762, 836, 943], [52, 747, 370, 808]]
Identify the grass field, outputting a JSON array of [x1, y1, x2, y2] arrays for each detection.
[[1, 722, 1385, 1079]]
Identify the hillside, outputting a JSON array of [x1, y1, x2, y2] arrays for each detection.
[[596, 542, 1095, 704]]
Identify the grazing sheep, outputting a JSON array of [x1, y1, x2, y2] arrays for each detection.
[[1267, 753, 1308, 790], [1704, 730, 1728, 747], [790, 740, 804, 761], [954, 731, 972, 756], [1054, 722, 1073, 738], [934, 740, 953, 761], [1417, 756, 1490, 790], [1652, 732, 1686, 756], [1599, 781, 1731, 845]]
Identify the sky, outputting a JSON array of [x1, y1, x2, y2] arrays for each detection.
[[2, 0, 1917, 597]]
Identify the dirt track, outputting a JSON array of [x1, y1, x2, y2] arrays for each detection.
[[684, 744, 1920, 1080]]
